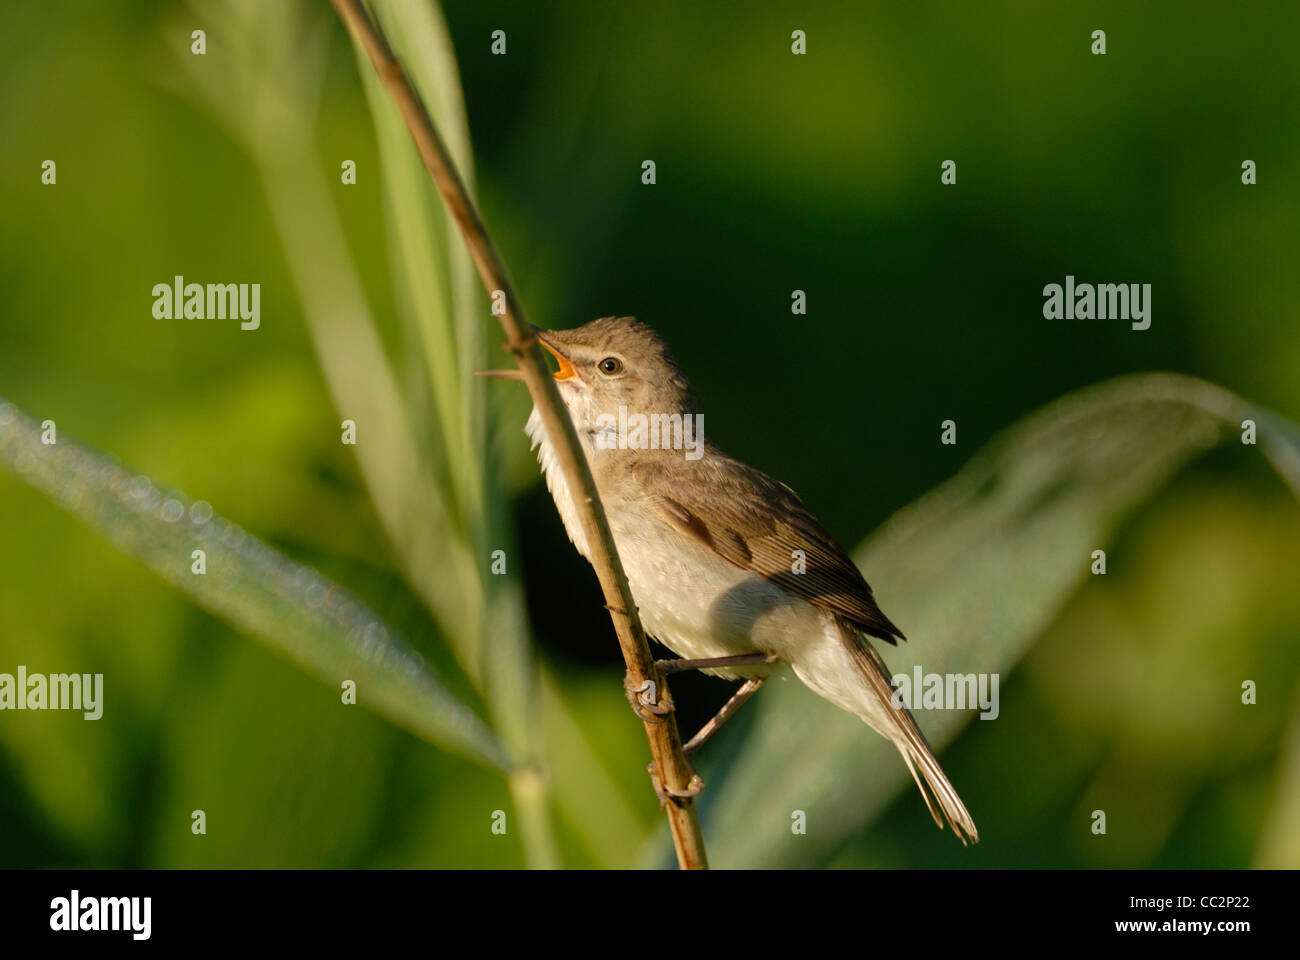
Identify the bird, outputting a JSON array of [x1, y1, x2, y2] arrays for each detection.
[[479, 316, 978, 844]]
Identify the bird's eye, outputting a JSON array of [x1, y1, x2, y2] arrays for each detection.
[[597, 356, 623, 376]]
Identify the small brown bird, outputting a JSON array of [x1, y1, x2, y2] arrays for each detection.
[[482, 316, 977, 844]]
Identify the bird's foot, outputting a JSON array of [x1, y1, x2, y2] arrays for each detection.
[[646, 760, 705, 807], [624, 670, 673, 723]]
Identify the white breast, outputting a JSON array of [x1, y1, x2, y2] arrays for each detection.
[[525, 406, 591, 559]]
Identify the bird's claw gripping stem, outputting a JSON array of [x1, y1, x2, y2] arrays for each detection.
[[624, 670, 673, 723], [646, 760, 705, 806]]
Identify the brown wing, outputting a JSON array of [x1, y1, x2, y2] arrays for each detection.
[[631, 447, 905, 644]]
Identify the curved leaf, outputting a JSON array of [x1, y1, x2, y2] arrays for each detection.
[[0, 399, 509, 772]]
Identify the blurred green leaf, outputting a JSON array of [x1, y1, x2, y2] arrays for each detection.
[[165, 0, 481, 647], [0, 399, 510, 772], [347, 0, 560, 865], [687, 373, 1300, 868], [1257, 690, 1300, 868], [353, 0, 500, 690], [345, 0, 652, 867], [359, 0, 477, 516]]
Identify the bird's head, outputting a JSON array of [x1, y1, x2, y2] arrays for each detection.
[[479, 316, 697, 435]]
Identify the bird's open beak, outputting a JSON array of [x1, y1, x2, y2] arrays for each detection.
[[475, 330, 578, 382], [538, 332, 579, 381]]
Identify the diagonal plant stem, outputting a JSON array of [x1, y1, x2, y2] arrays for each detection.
[[330, 0, 708, 869]]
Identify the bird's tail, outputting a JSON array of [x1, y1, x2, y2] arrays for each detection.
[[837, 623, 980, 845]]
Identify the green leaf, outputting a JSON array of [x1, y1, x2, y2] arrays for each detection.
[[352, 0, 488, 672], [0, 399, 510, 772], [685, 373, 1300, 868], [163, 0, 480, 653], [349, 0, 563, 866], [1256, 690, 1300, 868]]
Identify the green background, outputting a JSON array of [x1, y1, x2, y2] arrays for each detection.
[[1, 0, 1298, 868]]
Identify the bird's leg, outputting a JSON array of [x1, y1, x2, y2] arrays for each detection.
[[643, 673, 769, 803], [653, 654, 778, 755], [622, 671, 699, 802], [682, 677, 766, 755], [625, 653, 776, 722], [654, 653, 779, 675], [636, 654, 779, 803]]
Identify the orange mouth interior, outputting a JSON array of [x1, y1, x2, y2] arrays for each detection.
[[538, 337, 578, 380]]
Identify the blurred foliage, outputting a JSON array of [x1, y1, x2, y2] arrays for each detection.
[[1, 0, 1298, 868], [693, 376, 1299, 868]]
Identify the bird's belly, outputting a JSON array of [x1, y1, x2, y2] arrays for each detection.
[[615, 524, 824, 680], [524, 413, 828, 678]]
